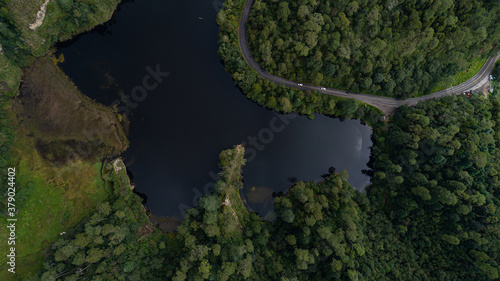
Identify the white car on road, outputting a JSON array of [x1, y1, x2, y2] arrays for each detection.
[[321, 87, 326, 90], [298, 83, 303, 86]]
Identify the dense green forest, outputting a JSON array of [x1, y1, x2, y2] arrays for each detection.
[[1, 0, 499, 279], [217, 0, 383, 122], [0, 1, 125, 279], [0, 94, 15, 214], [35, 93, 500, 280], [368, 93, 500, 279], [245, 0, 500, 98]]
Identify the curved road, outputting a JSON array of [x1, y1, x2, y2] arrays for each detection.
[[238, 0, 500, 115]]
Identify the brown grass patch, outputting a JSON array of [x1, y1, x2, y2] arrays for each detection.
[[14, 56, 128, 163]]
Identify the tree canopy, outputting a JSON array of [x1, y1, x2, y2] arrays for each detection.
[[247, 0, 500, 98]]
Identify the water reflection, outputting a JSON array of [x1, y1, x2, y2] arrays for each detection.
[[246, 186, 274, 206]]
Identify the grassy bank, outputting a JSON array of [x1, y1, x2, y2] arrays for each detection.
[[218, 145, 250, 233]]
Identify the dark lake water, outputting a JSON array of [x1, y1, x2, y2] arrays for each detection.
[[57, 0, 372, 219]]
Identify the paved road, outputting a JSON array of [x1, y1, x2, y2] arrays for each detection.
[[238, 0, 500, 115]]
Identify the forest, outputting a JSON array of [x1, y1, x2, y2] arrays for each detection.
[[1, 0, 499, 279], [35, 91, 500, 280], [0, 0, 120, 66], [216, 0, 383, 123], [0, 0, 123, 177], [34, 160, 167, 281], [245, 0, 500, 98]]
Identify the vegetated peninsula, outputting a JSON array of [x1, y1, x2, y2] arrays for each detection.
[[0, 0, 499, 280], [245, 0, 500, 98]]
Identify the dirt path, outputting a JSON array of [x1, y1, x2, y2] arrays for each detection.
[[29, 0, 50, 30], [222, 195, 242, 229], [238, 0, 500, 115], [221, 145, 244, 229]]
